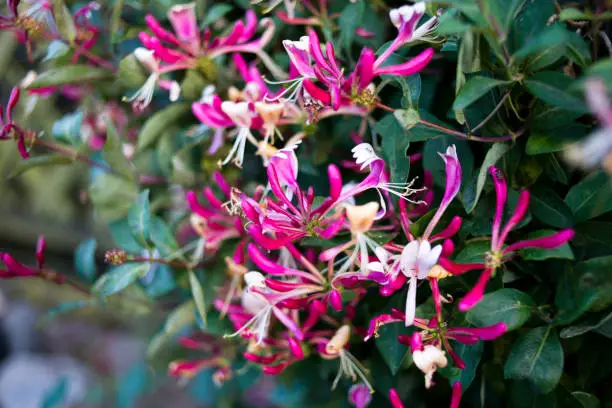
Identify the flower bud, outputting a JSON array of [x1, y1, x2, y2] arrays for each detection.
[[288, 337, 304, 360], [345, 202, 379, 234], [326, 325, 351, 355], [348, 383, 372, 408], [329, 289, 343, 311], [388, 388, 405, 408], [412, 345, 448, 389], [104, 249, 127, 265]]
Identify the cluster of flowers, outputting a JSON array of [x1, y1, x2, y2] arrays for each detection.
[[0, 1, 581, 407]]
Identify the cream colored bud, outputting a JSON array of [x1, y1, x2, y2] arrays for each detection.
[[427, 264, 451, 279], [345, 202, 379, 234], [326, 325, 351, 355], [257, 142, 279, 161], [413, 345, 447, 389], [254, 102, 284, 124], [244, 271, 266, 289], [228, 86, 242, 102]]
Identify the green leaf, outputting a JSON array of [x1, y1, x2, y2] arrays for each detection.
[[202, 4, 233, 27], [463, 143, 510, 213], [25, 65, 112, 88], [137, 102, 191, 150], [393, 108, 421, 130], [150, 216, 181, 257], [520, 230, 574, 261], [439, 340, 483, 391], [103, 118, 135, 181], [559, 8, 589, 21], [180, 69, 207, 100], [524, 72, 588, 113], [565, 171, 612, 222], [93, 263, 149, 297], [504, 326, 564, 393], [375, 319, 409, 375], [8, 155, 73, 179], [512, 24, 568, 69], [128, 190, 151, 248], [339, 0, 365, 51], [52, 110, 84, 145], [189, 270, 207, 327], [529, 188, 574, 228], [560, 310, 612, 339], [164, 300, 196, 334], [108, 218, 145, 253], [381, 123, 410, 184], [571, 392, 601, 408], [43, 40, 70, 62], [454, 239, 491, 263], [89, 174, 138, 222], [554, 257, 612, 325], [74, 238, 97, 282], [52, 0, 76, 43], [467, 289, 534, 331], [453, 76, 512, 110], [118, 54, 148, 88], [45, 300, 93, 319], [510, 381, 556, 408]]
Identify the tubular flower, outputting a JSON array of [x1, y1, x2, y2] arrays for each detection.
[[0, 86, 31, 158], [139, 4, 284, 82], [441, 167, 574, 311], [348, 383, 372, 408], [367, 145, 462, 325], [440, 167, 574, 311], [0, 236, 63, 283]]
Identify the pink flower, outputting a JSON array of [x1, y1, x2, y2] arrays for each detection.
[[348, 383, 372, 408], [0, 87, 30, 158], [441, 167, 575, 311], [1, 236, 63, 283]]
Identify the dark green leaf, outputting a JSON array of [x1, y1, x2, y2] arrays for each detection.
[[512, 24, 568, 69], [137, 102, 191, 150], [8, 155, 73, 179], [93, 263, 149, 297], [467, 289, 534, 331], [453, 76, 512, 110], [463, 143, 510, 213], [381, 122, 410, 184], [524, 72, 588, 113], [128, 190, 151, 248], [454, 239, 490, 263], [504, 326, 564, 393], [375, 319, 409, 375], [529, 188, 574, 228], [74, 238, 97, 282], [25, 65, 112, 88], [339, 0, 365, 51], [560, 310, 612, 339], [150, 216, 181, 257], [189, 270, 207, 327], [439, 340, 483, 391], [164, 300, 196, 334], [565, 171, 612, 222], [571, 392, 601, 408], [393, 108, 420, 130], [510, 380, 556, 408], [103, 118, 135, 181]]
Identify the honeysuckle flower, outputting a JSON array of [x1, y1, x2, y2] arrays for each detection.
[[378, 3, 439, 69], [389, 388, 404, 408], [318, 325, 373, 391], [140, 6, 284, 79], [123, 48, 181, 112], [364, 145, 461, 325], [409, 333, 447, 389], [340, 143, 424, 218], [348, 383, 372, 408], [0, 0, 57, 44], [219, 101, 257, 167], [0, 236, 63, 283], [565, 78, 612, 173], [186, 172, 245, 250], [440, 166, 575, 311], [224, 271, 307, 344], [0, 86, 31, 158], [301, 29, 434, 110]]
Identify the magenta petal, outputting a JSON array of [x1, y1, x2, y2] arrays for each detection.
[[2, 254, 37, 277], [458, 268, 493, 311], [354, 47, 375, 90], [329, 289, 343, 311], [454, 322, 507, 340], [6, 87, 20, 122], [145, 14, 180, 46], [363, 314, 401, 341], [185, 191, 215, 218], [389, 389, 405, 408], [489, 166, 507, 250], [307, 29, 333, 74], [272, 307, 304, 340], [373, 48, 434, 76], [499, 190, 530, 245], [303, 79, 332, 105], [16, 135, 29, 159], [35, 236, 46, 269], [430, 216, 462, 242], [288, 337, 304, 359], [438, 258, 484, 276], [168, 3, 199, 45], [504, 229, 575, 253], [450, 382, 462, 408], [409, 332, 423, 352]]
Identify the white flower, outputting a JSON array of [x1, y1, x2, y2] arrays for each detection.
[[389, 3, 426, 29], [400, 240, 442, 326], [413, 345, 448, 389], [351, 143, 380, 170]]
